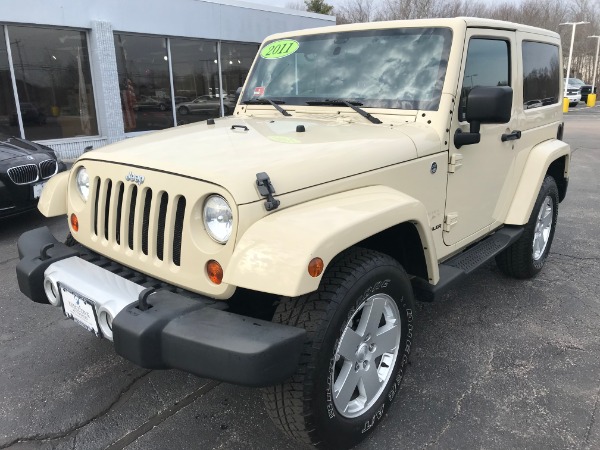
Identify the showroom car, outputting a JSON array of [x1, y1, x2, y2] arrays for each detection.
[[177, 95, 236, 116], [0, 133, 67, 218]]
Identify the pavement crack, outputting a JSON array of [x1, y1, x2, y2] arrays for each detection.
[[105, 379, 220, 450], [422, 351, 495, 449], [551, 252, 600, 262], [584, 381, 600, 446], [0, 256, 18, 267], [148, 375, 166, 408], [0, 370, 151, 449]]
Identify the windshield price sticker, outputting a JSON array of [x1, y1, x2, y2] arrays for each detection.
[[260, 39, 299, 59]]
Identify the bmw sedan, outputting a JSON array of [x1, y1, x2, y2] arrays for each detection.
[[0, 134, 67, 218]]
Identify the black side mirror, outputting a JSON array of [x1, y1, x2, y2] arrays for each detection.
[[455, 86, 513, 148]]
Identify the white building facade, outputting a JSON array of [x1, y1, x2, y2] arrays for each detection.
[[0, 0, 334, 158]]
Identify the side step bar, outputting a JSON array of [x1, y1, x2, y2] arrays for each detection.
[[412, 226, 524, 302]]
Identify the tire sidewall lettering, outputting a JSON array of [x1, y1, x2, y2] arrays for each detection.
[[321, 272, 413, 442]]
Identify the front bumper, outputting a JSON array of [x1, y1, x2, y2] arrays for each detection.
[[16, 227, 306, 387]]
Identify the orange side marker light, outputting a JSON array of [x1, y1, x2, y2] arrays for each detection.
[[207, 260, 223, 285], [308, 257, 324, 278], [70, 213, 79, 232]]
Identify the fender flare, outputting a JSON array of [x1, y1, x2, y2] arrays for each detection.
[[505, 139, 570, 225], [38, 171, 68, 217], [224, 185, 438, 297]]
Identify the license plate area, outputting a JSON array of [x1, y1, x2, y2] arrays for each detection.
[[60, 284, 100, 337], [33, 182, 45, 199]]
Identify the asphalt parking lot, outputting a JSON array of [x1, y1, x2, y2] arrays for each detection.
[[1, 107, 599, 450]]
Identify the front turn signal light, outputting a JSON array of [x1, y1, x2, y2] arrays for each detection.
[[207, 260, 223, 285], [70, 213, 79, 232], [308, 257, 324, 277]]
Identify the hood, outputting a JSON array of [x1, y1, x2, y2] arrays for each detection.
[[0, 137, 53, 162], [84, 116, 439, 204]]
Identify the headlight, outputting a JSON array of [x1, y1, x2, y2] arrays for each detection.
[[203, 195, 233, 244], [75, 167, 90, 201]]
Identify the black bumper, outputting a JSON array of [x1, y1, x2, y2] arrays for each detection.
[[16, 227, 306, 387]]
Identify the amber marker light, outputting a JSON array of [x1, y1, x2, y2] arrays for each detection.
[[70, 213, 79, 232], [308, 257, 324, 278], [207, 260, 223, 285]]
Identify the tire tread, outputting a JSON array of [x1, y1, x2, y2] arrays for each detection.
[[262, 248, 408, 447]]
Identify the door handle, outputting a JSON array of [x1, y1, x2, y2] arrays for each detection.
[[501, 130, 521, 142]]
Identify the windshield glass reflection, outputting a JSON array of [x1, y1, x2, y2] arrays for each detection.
[[242, 27, 452, 111]]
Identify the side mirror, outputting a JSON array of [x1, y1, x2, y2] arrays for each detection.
[[454, 86, 513, 148]]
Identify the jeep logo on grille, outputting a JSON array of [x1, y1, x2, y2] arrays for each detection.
[[125, 172, 145, 185]]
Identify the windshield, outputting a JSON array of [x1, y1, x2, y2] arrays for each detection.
[[242, 27, 452, 111], [566, 78, 585, 86]]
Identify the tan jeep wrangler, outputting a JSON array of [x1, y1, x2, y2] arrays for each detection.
[[17, 17, 570, 449]]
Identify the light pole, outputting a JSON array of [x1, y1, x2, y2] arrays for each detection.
[[587, 35, 600, 95], [465, 73, 478, 88], [560, 21, 589, 97]]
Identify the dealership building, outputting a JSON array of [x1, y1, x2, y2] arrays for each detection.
[[0, 0, 334, 158]]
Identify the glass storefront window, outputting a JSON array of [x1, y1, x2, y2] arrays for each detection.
[[170, 38, 220, 125], [7, 26, 98, 140], [220, 42, 259, 116], [114, 34, 172, 132], [0, 27, 19, 137]]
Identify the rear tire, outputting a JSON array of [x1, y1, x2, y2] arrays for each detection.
[[496, 176, 559, 278], [263, 248, 414, 449]]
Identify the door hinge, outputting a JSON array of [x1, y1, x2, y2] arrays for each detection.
[[448, 153, 463, 173], [444, 213, 459, 232]]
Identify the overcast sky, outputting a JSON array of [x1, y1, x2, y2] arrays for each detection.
[[248, 0, 521, 13]]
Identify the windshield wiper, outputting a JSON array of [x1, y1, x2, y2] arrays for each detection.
[[243, 98, 291, 116], [305, 99, 382, 124]]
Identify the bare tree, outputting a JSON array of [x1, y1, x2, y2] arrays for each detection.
[[285, 1, 306, 10], [336, 0, 376, 24]]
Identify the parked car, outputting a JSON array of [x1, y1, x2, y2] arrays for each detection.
[[133, 96, 171, 112], [566, 77, 594, 102], [177, 95, 236, 116], [0, 134, 67, 218], [564, 80, 582, 106]]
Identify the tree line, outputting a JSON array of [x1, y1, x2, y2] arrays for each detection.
[[292, 0, 600, 86]]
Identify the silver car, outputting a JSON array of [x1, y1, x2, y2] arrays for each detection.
[[177, 95, 235, 116]]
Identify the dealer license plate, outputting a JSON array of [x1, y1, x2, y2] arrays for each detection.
[[60, 284, 100, 336], [33, 182, 45, 199]]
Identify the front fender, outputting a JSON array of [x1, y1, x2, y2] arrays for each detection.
[[505, 139, 570, 225], [38, 171, 68, 217], [224, 186, 438, 297]]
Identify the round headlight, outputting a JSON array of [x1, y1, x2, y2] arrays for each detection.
[[75, 167, 90, 201], [203, 195, 233, 244]]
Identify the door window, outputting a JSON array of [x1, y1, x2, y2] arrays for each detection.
[[459, 39, 510, 121]]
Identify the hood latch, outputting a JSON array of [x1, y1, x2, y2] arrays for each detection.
[[256, 172, 280, 211]]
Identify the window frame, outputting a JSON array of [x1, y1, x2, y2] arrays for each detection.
[[521, 39, 561, 110]]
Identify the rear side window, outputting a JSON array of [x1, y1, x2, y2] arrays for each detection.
[[522, 41, 560, 109]]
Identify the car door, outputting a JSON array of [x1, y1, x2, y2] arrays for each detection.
[[444, 29, 520, 246]]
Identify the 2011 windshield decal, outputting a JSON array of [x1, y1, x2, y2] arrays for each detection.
[[260, 39, 299, 59]]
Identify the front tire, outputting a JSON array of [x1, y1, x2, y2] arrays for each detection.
[[496, 176, 559, 278], [263, 248, 414, 449]]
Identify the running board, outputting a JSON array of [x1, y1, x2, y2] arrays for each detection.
[[412, 226, 524, 302]]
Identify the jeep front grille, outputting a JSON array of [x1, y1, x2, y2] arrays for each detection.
[[92, 177, 186, 266], [39, 160, 58, 179], [7, 164, 39, 185]]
